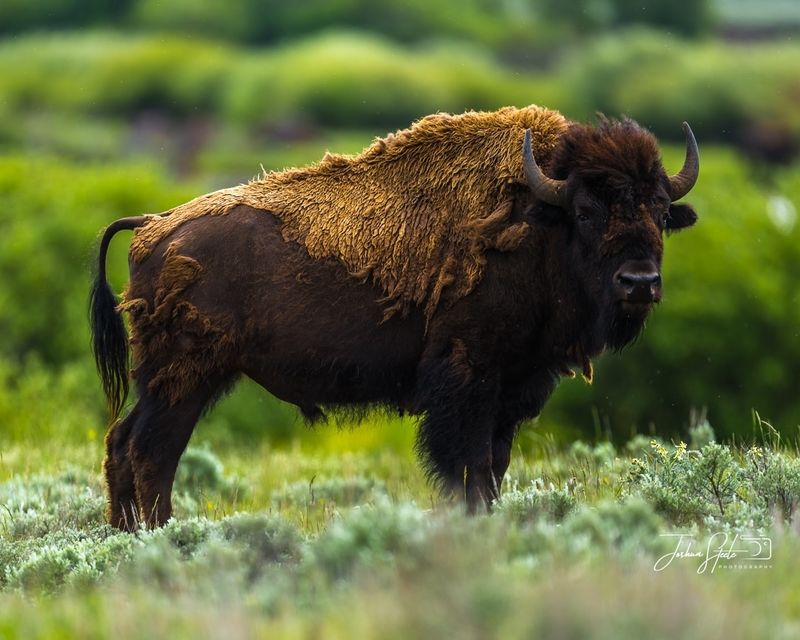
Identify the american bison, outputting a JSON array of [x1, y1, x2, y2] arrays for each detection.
[[90, 106, 699, 530]]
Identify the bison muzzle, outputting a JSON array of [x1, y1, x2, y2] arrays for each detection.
[[90, 106, 699, 530]]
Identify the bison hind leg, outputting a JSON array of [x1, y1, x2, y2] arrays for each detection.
[[127, 372, 233, 528], [104, 402, 143, 531]]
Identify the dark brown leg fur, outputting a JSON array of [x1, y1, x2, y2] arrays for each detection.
[[464, 427, 498, 514], [125, 377, 225, 529], [104, 403, 141, 531], [490, 421, 516, 499]]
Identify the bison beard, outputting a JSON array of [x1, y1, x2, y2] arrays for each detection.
[[90, 106, 699, 529]]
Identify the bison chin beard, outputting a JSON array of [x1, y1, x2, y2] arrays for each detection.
[[603, 303, 652, 351]]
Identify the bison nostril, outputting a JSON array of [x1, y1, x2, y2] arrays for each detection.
[[617, 272, 661, 289]]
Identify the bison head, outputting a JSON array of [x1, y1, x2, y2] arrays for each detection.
[[523, 118, 699, 350]]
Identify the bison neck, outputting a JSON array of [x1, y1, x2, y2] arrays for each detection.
[[521, 225, 611, 375]]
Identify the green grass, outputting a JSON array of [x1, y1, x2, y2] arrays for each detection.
[[1, 425, 799, 639]]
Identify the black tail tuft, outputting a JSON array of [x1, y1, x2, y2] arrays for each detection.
[[90, 273, 129, 421], [89, 216, 148, 421]]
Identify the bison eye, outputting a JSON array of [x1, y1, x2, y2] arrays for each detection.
[[573, 196, 603, 225]]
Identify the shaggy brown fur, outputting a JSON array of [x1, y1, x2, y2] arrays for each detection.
[[118, 241, 236, 404], [129, 106, 568, 319], [549, 117, 662, 188]]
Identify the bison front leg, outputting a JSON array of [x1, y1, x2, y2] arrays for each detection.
[[490, 368, 561, 495], [490, 419, 517, 496], [414, 340, 500, 513], [417, 395, 499, 513], [464, 413, 499, 514]]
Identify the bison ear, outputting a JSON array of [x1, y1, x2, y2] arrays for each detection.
[[665, 203, 697, 231]]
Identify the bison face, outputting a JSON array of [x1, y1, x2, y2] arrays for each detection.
[[523, 118, 699, 350]]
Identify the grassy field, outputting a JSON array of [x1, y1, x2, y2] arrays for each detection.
[[1, 420, 799, 639]]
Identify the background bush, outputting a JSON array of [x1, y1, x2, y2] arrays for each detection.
[[1, 0, 717, 47], [560, 31, 800, 159], [3, 30, 798, 156]]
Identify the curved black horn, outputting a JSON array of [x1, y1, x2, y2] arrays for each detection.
[[523, 128, 568, 208], [669, 122, 700, 201]]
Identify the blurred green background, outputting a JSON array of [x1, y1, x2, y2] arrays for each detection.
[[1, 0, 799, 449]]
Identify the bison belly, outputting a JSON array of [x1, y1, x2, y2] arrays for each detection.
[[124, 205, 426, 416]]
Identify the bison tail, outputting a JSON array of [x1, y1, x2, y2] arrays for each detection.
[[89, 216, 149, 421]]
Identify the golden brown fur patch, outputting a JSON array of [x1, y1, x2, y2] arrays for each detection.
[[129, 106, 569, 319]]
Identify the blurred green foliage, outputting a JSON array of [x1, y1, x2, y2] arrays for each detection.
[[0, 32, 551, 131], [0, 155, 191, 363], [560, 31, 800, 154], [0, 0, 130, 33], [2, 31, 798, 154], [131, 0, 542, 48], [539, 0, 713, 37], [0, 0, 716, 46], [221, 33, 545, 129]]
